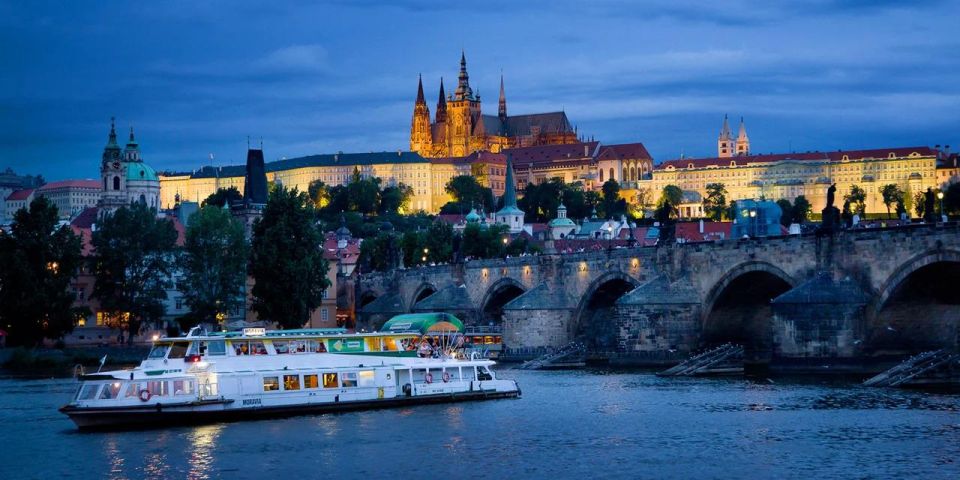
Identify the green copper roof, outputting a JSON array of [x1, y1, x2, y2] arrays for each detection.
[[497, 153, 519, 216], [127, 161, 159, 182], [548, 217, 576, 227]]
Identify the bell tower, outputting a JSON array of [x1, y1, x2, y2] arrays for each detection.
[[735, 117, 750, 156], [446, 51, 480, 157], [409, 75, 432, 155], [717, 114, 733, 158]]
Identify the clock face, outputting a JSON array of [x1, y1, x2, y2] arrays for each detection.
[[112, 162, 121, 169]]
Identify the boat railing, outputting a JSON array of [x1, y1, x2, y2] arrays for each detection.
[[198, 381, 220, 400]]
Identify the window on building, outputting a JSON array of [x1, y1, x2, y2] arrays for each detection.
[[113, 176, 120, 190]]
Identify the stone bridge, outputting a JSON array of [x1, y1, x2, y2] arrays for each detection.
[[357, 223, 960, 366]]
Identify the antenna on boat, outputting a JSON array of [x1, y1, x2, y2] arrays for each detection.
[[96, 354, 107, 373]]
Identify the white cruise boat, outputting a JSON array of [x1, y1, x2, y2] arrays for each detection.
[[60, 313, 520, 429]]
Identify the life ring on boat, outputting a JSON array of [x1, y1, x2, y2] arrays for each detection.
[[424, 372, 434, 384], [138, 389, 152, 402], [442, 371, 451, 383]]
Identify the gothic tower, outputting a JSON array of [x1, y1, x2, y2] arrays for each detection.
[[410, 75, 432, 154], [735, 117, 750, 156], [435, 77, 447, 124], [718, 114, 733, 158], [498, 74, 507, 123], [446, 51, 481, 157]]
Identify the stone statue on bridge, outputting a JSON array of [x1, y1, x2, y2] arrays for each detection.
[[820, 183, 841, 233], [924, 187, 937, 223]]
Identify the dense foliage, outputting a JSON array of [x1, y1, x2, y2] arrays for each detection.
[[202, 186, 243, 208], [179, 206, 248, 328], [92, 203, 178, 341], [0, 197, 86, 346], [249, 187, 330, 329]]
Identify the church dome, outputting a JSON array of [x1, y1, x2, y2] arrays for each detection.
[[465, 208, 481, 223], [127, 162, 159, 182]]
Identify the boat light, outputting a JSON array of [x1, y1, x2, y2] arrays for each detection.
[[151, 334, 159, 341]]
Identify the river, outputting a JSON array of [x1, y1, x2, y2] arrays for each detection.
[[0, 369, 958, 479]]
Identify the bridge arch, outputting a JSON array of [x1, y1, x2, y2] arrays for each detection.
[[480, 278, 526, 327], [869, 249, 960, 352], [358, 291, 379, 310], [409, 282, 438, 310], [573, 271, 641, 350], [701, 261, 796, 359]]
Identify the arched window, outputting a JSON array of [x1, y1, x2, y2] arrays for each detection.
[[113, 176, 120, 190], [599, 169, 604, 182], [609, 168, 615, 182], [139, 194, 146, 204], [103, 177, 107, 190]]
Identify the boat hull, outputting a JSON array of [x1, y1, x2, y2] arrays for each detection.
[[60, 389, 520, 430]]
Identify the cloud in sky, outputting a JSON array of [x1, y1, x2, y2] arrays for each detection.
[[0, 0, 957, 180]]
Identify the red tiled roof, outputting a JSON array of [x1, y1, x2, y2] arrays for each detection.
[[322, 234, 361, 263], [70, 207, 99, 228], [657, 146, 937, 170], [597, 143, 652, 161], [675, 221, 732, 242], [430, 151, 507, 165], [504, 141, 599, 166], [166, 215, 186, 247], [38, 179, 101, 191], [5, 188, 34, 201], [438, 214, 466, 225]]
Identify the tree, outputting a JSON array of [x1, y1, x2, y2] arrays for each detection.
[[179, 206, 248, 328], [423, 221, 454, 264], [880, 184, 904, 219], [347, 168, 382, 214], [445, 175, 494, 212], [379, 184, 413, 215], [913, 191, 925, 219], [600, 180, 627, 219], [308, 180, 330, 209], [0, 197, 85, 346], [792, 195, 812, 224], [658, 185, 683, 209], [92, 203, 178, 341], [776, 199, 793, 227], [942, 182, 960, 216], [249, 187, 330, 329], [703, 183, 728, 221], [844, 185, 867, 216], [461, 223, 511, 259], [202, 186, 242, 208]]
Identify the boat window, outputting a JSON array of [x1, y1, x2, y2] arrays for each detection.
[[274, 341, 290, 354], [204, 341, 226, 356], [234, 341, 267, 355], [146, 380, 169, 396], [382, 337, 398, 351], [250, 341, 267, 355], [358, 370, 375, 388], [125, 382, 144, 398], [341, 372, 358, 388], [78, 383, 100, 400], [283, 375, 300, 391], [322, 373, 339, 388], [477, 366, 493, 381], [173, 380, 194, 396], [99, 381, 123, 400], [304, 374, 319, 389], [313, 340, 327, 353], [168, 342, 189, 359], [148, 344, 170, 359], [186, 342, 200, 355], [263, 376, 280, 392]]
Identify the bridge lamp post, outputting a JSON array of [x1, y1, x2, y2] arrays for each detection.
[[937, 191, 944, 221], [422, 247, 429, 265], [502, 237, 509, 259], [749, 209, 757, 237]]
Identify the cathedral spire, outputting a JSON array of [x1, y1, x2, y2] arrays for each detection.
[[718, 114, 734, 158], [720, 114, 732, 139], [436, 77, 447, 123], [415, 74, 426, 105], [736, 116, 750, 156], [498, 73, 507, 121], [454, 50, 473, 100]]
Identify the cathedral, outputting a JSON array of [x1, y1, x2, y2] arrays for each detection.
[[99, 118, 161, 214], [410, 52, 578, 158]]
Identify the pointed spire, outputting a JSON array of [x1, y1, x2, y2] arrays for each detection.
[[128, 126, 136, 143], [107, 117, 118, 147], [737, 116, 747, 139], [498, 73, 507, 121], [501, 154, 518, 210], [415, 74, 426, 105], [454, 50, 473, 100], [720, 114, 732, 139], [436, 77, 447, 123]]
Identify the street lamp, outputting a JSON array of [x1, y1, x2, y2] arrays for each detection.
[[749, 209, 757, 237], [937, 191, 945, 221]]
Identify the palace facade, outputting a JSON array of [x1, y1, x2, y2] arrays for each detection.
[[410, 52, 578, 158]]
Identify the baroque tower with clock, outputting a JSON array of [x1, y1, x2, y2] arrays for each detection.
[[99, 117, 161, 215]]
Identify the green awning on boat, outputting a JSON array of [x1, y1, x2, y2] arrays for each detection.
[[381, 313, 464, 334]]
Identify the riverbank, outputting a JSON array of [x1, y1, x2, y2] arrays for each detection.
[[0, 346, 149, 377]]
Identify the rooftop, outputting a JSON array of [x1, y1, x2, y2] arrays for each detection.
[[657, 146, 937, 170]]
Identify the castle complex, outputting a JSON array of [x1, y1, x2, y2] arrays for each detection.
[[410, 52, 577, 157]]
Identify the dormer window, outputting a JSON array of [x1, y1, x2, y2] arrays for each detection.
[[842, 155, 849, 161], [888, 152, 896, 159], [730, 160, 736, 167], [687, 163, 694, 169]]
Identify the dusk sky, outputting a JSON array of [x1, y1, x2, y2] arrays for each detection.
[[2, 0, 958, 181]]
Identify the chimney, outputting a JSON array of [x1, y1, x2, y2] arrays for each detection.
[[699, 219, 704, 234], [584, 145, 588, 157]]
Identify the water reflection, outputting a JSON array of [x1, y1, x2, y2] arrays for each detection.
[[103, 436, 127, 480], [187, 424, 223, 480]]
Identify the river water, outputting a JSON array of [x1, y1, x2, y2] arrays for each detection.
[[1, 369, 958, 479]]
